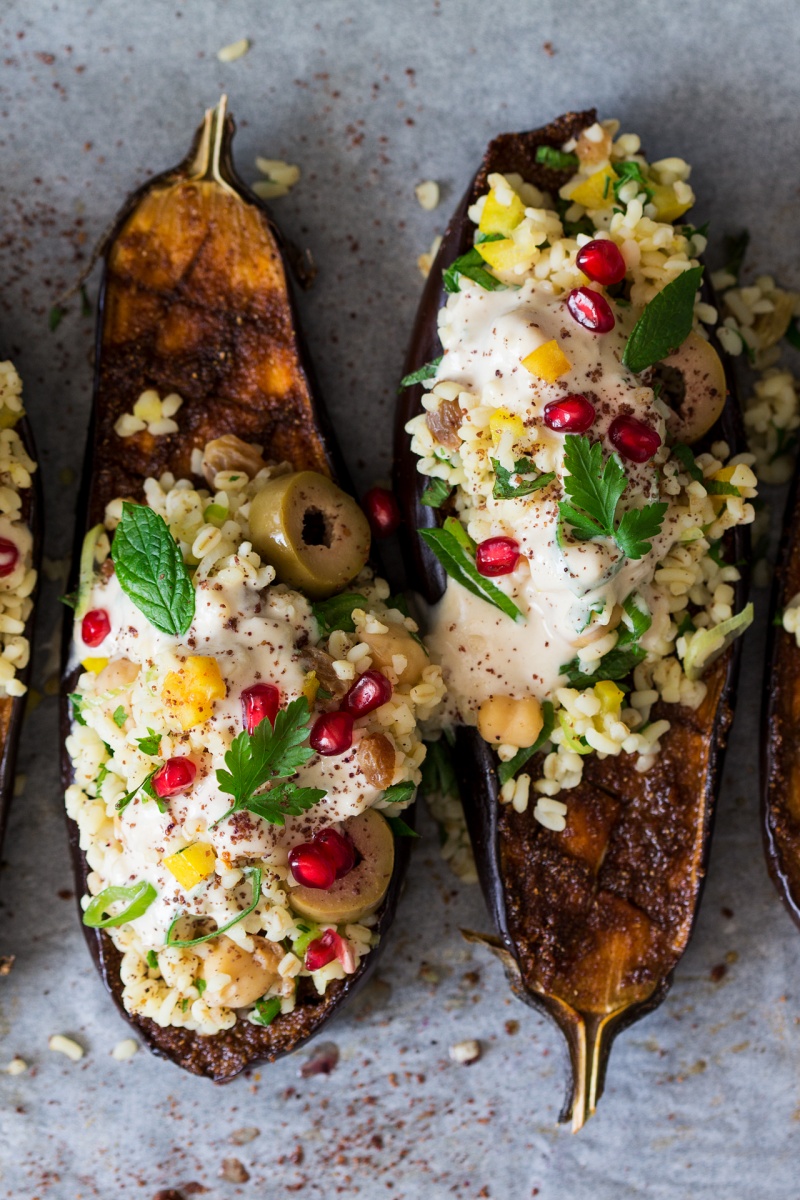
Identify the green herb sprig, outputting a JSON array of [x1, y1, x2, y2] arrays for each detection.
[[443, 234, 507, 294], [622, 266, 704, 374], [166, 868, 262, 948], [497, 701, 555, 785], [83, 881, 157, 929], [112, 503, 195, 636], [560, 594, 652, 688], [492, 457, 555, 500], [400, 357, 442, 388], [419, 517, 524, 623]]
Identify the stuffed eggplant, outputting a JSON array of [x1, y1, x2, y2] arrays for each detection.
[[0, 361, 40, 855], [396, 110, 754, 1128], [61, 99, 444, 1081]]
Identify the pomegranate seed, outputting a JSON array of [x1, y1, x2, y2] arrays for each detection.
[[543, 394, 596, 433], [310, 711, 354, 756], [314, 828, 356, 879], [609, 415, 662, 463], [475, 537, 520, 577], [566, 287, 615, 334], [576, 239, 627, 286], [152, 757, 196, 799], [81, 608, 111, 647], [289, 843, 337, 890], [363, 487, 400, 538], [343, 670, 393, 716], [305, 929, 344, 971], [241, 684, 280, 733], [0, 538, 19, 578]]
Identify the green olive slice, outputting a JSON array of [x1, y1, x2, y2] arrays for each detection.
[[288, 809, 395, 924], [249, 471, 371, 599], [654, 331, 727, 445]]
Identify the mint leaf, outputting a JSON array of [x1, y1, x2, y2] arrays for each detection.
[[245, 782, 326, 826], [112, 503, 195, 636], [705, 479, 739, 497], [615, 502, 669, 560], [421, 477, 453, 508], [386, 815, 420, 838], [400, 357, 442, 388], [136, 728, 162, 756], [443, 236, 507, 294], [497, 701, 555, 785], [419, 525, 523, 623], [112, 705, 127, 728], [420, 739, 458, 798], [622, 266, 704, 374], [382, 781, 416, 806], [492, 457, 555, 500], [561, 645, 645, 689], [311, 593, 367, 637], [535, 146, 579, 170]]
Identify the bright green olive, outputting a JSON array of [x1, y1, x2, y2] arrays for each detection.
[[656, 332, 727, 445], [248, 471, 371, 599]]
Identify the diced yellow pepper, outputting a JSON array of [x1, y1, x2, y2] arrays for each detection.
[[708, 464, 739, 513], [489, 408, 525, 445], [163, 841, 216, 891], [594, 680, 624, 714], [650, 183, 693, 223], [0, 408, 19, 432], [522, 340, 572, 383], [476, 237, 520, 271], [479, 186, 526, 237], [162, 655, 226, 730], [302, 670, 319, 706], [569, 166, 617, 210], [81, 657, 109, 675]]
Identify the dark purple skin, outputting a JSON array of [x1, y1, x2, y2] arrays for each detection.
[[394, 111, 749, 1125], [59, 105, 412, 1082], [0, 415, 42, 859]]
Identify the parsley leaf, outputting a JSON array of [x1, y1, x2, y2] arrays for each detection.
[[419, 518, 524, 623], [116, 767, 158, 813], [386, 815, 420, 838], [723, 229, 750, 281], [442, 235, 507, 294], [535, 146, 579, 170], [111, 502, 195, 636], [615, 503, 670, 560], [497, 701, 555, 785], [213, 696, 324, 827], [69, 692, 87, 726], [382, 781, 416, 806], [136, 728, 162, 756], [421, 477, 453, 508], [400, 357, 442, 388], [492, 457, 555, 500], [613, 161, 654, 203], [311, 593, 367, 636], [622, 266, 704, 374], [112, 705, 127, 729]]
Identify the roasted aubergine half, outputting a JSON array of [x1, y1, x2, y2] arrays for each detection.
[[61, 98, 443, 1080], [0, 359, 40, 856], [395, 109, 755, 1129]]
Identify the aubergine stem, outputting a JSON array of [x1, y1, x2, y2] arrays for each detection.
[[396, 112, 748, 1130]]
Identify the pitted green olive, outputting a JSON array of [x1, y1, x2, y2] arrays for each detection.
[[655, 332, 727, 445], [288, 809, 395, 924], [249, 471, 371, 599]]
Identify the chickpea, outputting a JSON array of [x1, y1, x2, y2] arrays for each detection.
[[95, 658, 140, 692], [362, 623, 429, 686], [203, 936, 282, 1009], [477, 694, 543, 749]]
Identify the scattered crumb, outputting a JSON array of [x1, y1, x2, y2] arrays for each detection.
[[419, 961, 440, 984], [415, 180, 440, 211], [4, 1057, 27, 1075], [542, 41, 555, 56], [219, 1158, 250, 1184], [217, 38, 250, 63], [504, 1020, 520, 1036], [112, 1038, 138, 1061], [229, 1127, 260, 1146], [299, 1041, 339, 1078], [48, 1034, 84, 1061], [710, 963, 727, 983], [0, 954, 15, 976], [418, 234, 442, 279], [13, 773, 25, 796], [449, 1039, 481, 1065]]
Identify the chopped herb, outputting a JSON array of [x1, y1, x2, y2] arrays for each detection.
[[95, 762, 111, 790], [560, 593, 652, 688], [386, 815, 420, 838], [419, 518, 524, 623], [613, 161, 654, 204], [146, 950, 159, 969], [492, 457, 555, 500], [80, 284, 92, 318], [622, 266, 704, 374], [60, 591, 77, 610], [420, 738, 458, 798], [400, 356, 443, 388], [213, 696, 325, 827], [672, 442, 703, 482], [535, 145, 579, 170], [705, 479, 740, 497], [680, 221, 710, 242], [116, 767, 158, 813], [381, 781, 416, 807], [773, 610, 786, 627], [311, 592, 368, 636], [770, 425, 800, 464], [69, 692, 87, 726], [421, 476, 453, 508], [83, 880, 157, 929], [442, 235, 507, 294], [786, 319, 800, 351], [316, 687, 332, 701], [558, 434, 667, 561], [136, 728, 162, 756], [252, 996, 282, 1026], [195, 978, 207, 996], [112, 705, 127, 728], [555, 197, 594, 239], [111, 502, 195, 636], [723, 229, 750, 281], [497, 701, 555, 785], [49, 305, 65, 331], [166, 867, 262, 948]]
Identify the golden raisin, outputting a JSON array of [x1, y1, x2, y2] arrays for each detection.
[[357, 733, 396, 789]]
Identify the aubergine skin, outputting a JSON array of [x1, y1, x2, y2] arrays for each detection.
[[394, 110, 749, 1129], [0, 417, 41, 858], [763, 466, 800, 923], [60, 101, 409, 1082]]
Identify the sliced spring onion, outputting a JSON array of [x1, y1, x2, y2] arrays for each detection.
[[75, 523, 106, 620], [83, 881, 157, 928], [165, 867, 262, 948], [251, 996, 282, 1026], [682, 603, 754, 681]]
